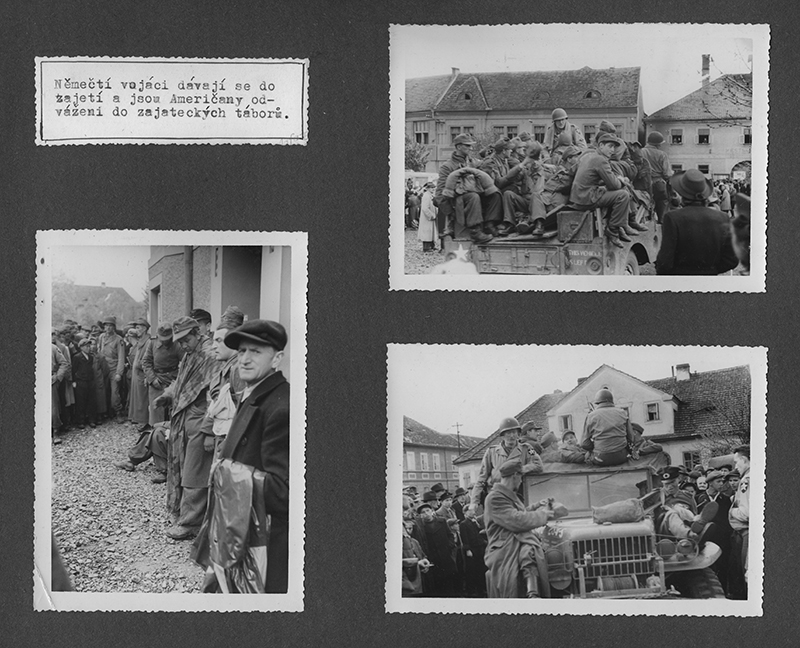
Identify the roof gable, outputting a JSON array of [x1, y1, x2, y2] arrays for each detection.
[[405, 74, 452, 113], [436, 75, 490, 111], [402, 416, 482, 449], [647, 74, 752, 122]]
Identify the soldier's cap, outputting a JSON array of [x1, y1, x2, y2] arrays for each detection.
[[102, 316, 117, 326], [403, 485, 418, 493], [421, 490, 439, 503], [156, 324, 173, 341], [453, 134, 475, 146], [224, 319, 287, 351], [725, 470, 741, 480], [540, 431, 557, 448], [556, 132, 573, 147], [631, 422, 644, 434], [597, 120, 616, 134], [499, 459, 523, 478], [133, 317, 150, 329], [561, 430, 577, 440], [661, 466, 682, 482], [665, 491, 695, 508], [218, 305, 245, 332], [705, 470, 725, 483], [439, 491, 453, 501], [560, 145, 581, 161], [508, 137, 523, 149], [493, 138, 511, 152], [78, 338, 92, 347], [454, 487, 467, 497], [172, 316, 200, 342], [189, 308, 212, 324], [430, 482, 444, 493], [596, 133, 623, 147], [518, 131, 532, 141]]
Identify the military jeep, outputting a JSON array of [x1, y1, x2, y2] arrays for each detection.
[[446, 200, 660, 276], [521, 453, 725, 599]]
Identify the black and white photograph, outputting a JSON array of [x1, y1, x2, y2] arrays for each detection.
[[389, 23, 768, 291], [386, 345, 765, 615], [34, 230, 307, 611]]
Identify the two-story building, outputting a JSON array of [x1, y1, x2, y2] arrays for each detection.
[[402, 416, 482, 494], [644, 63, 752, 180], [454, 363, 751, 483], [406, 66, 643, 172]]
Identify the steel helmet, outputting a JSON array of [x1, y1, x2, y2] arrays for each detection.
[[498, 416, 522, 435], [647, 131, 665, 145], [551, 108, 568, 121], [593, 388, 614, 405]]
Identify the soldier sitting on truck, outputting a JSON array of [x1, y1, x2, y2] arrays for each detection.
[[505, 141, 551, 236], [658, 491, 718, 540], [544, 108, 586, 154], [434, 133, 494, 244], [580, 388, 636, 466], [568, 133, 633, 248], [478, 138, 526, 237]]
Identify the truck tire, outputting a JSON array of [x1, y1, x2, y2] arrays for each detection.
[[678, 568, 726, 599], [624, 250, 640, 275]]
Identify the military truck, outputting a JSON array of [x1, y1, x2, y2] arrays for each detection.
[[520, 453, 725, 599], [445, 200, 660, 276]]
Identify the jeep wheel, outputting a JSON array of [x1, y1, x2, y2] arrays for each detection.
[[675, 568, 726, 599], [624, 250, 640, 276]]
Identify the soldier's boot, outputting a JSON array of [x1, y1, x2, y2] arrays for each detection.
[[605, 228, 625, 248], [496, 223, 513, 237], [523, 567, 541, 598], [622, 224, 640, 237], [469, 226, 493, 244], [616, 227, 632, 243], [531, 219, 545, 237], [628, 218, 648, 232], [516, 220, 533, 235], [484, 221, 500, 237]]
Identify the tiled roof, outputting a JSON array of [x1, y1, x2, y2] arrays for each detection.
[[73, 284, 137, 304], [402, 416, 482, 449], [645, 365, 751, 438], [454, 392, 567, 464], [407, 67, 641, 114], [646, 74, 752, 122]]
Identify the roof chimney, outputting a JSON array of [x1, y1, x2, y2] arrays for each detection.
[[577, 377, 588, 386], [451, 67, 460, 79], [701, 54, 711, 87], [101, 282, 106, 287], [675, 363, 691, 382]]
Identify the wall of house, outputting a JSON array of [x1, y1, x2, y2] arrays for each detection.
[[646, 121, 751, 179], [192, 246, 213, 314], [149, 246, 186, 326], [403, 444, 462, 492], [548, 372, 676, 442]]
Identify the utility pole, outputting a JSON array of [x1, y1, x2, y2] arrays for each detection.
[[453, 422, 463, 452]]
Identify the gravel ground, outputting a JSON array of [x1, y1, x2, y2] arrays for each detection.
[[52, 420, 205, 593]]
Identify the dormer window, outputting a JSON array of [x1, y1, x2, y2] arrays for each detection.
[[584, 89, 601, 99], [463, 92, 472, 100]]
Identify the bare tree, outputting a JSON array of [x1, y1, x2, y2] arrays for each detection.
[[694, 397, 750, 461], [404, 135, 431, 171]]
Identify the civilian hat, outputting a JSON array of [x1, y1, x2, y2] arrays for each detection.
[[705, 470, 725, 483], [453, 134, 475, 146], [416, 502, 433, 513], [725, 470, 741, 480], [596, 133, 623, 147], [189, 308, 212, 324], [499, 459, 523, 477], [156, 324, 173, 341], [133, 317, 150, 329], [172, 316, 200, 342], [454, 487, 467, 497], [669, 169, 713, 201], [439, 491, 453, 501], [561, 430, 577, 440], [430, 482, 444, 493], [224, 319, 287, 351], [78, 338, 92, 347], [102, 316, 117, 326], [421, 491, 438, 503]]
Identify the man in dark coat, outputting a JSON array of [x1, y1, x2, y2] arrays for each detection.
[[71, 338, 96, 428], [213, 319, 290, 593], [655, 169, 739, 275], [459, 507, 487, 597]]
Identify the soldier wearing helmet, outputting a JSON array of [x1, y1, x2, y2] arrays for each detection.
[[640, 131, 673, 222], [468, 416, 544, 513], [580, 388, 636, 467], [543, 108, 586, 154]]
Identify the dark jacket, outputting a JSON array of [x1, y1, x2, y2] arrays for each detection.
[[220, 370, 290, 593], [655, 205, 739, 275], [71, 351, 95, 382]]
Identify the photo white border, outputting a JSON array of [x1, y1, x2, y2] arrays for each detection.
[[34, 229, 308, 612], [388, 23, 769, 293], [385, 344, 766, 615]]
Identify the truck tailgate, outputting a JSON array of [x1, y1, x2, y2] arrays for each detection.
[[475, 243, 561, 274]]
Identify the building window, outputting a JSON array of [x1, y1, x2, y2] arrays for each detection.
[[670, 128, 683, 145], [434, 473, 441, 479], [463, 92, 472, 101], [452, 472, 458, 479], [421, 473, 429, 480], [533, 125, 546, 143], [742, 127, 752, 145], [559, 415, 573, 431], [450, 126, 474, 142], [407, 472, 416, 480], [432, 454, 441, 471], [584, 89, 601, 99], [584, 124, 596, 145], [697, 127, 711, 145], [683, 452, 700, 470], [492, 125, 517, 139], [406, 451, 416, 471], [413, 121, 429, 145], [420, 453, 429, 471], [415, 132, 429, 145], [646, 402, 660, 422], [698, 164, 710, 175], [671, 164, 683, 173]]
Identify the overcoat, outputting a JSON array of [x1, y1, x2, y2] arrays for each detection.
[[220, 370, 290, 593], [655, 205, 739, 275]]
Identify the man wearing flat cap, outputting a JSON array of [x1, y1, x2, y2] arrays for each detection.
[[484, 459, 559, 598], [195, 319, 291, 593], [569, 133, 633, 248], [127, 318, 152, 431], [655, 169, 739, 275], [154, 316, 218, 540]]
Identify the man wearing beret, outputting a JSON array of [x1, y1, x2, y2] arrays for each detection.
[[98, 315, 126, 420], [484, 459, 558, 598], [198, 319, 291, 593], [155, 316, 219, 541], [569, 133, 633, 248], [655, 169, 739, 275], [469, 416, 543, 515]]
